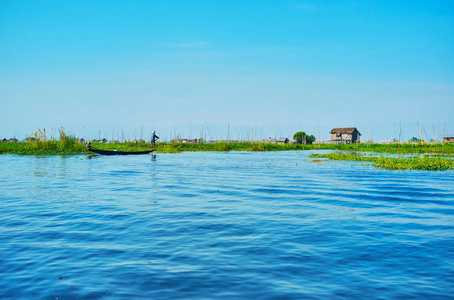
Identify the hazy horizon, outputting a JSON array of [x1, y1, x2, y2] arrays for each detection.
[[1, 120, 450, 144]]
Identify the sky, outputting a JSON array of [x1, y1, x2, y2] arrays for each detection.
[[1, 0, 453, 141]]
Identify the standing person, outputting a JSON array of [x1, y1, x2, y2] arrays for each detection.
[[151, 131, 159, 150]]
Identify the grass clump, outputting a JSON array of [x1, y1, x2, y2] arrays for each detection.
[[309, 153, 454, 171], [0, 128, 87, 155]]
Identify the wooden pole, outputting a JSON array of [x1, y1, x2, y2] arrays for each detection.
[[255, 122, 257, 142], [423, 128, 429, 143], [201, 124, 204, 143], [417, 121, 420, 141], [430, 124, 436, 145], [227, 122, 230, 142], [357, 121, 359, 147]]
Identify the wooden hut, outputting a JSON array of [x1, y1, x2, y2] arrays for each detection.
[[277, 138, 289, 145], [330, 127, 361, 144]]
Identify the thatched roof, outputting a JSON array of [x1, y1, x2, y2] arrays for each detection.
[[330, 127, 361, 135]]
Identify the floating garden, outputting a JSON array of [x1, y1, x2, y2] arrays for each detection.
[[1, 128, 453, 170]]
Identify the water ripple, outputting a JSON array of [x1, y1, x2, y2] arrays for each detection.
[[0, 152, 453, 299]]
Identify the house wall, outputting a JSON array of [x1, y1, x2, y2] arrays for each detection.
[[352, 130, 360, 143], [353, 131, 357, 142], [342, 134, 352, 142], [331, 133, 353, 143]]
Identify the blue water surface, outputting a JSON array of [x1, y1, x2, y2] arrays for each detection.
[[1, 151, 453, 299]]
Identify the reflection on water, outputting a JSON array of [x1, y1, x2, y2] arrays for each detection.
[[1, 151, 453, 299]]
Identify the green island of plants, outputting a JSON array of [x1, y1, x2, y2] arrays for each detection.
[[309, 153, 454, 171], [1, 138, 454, 155], [0, 129, 87, 155], [154, 141, 454, 154], [1, 129, 454, 170]]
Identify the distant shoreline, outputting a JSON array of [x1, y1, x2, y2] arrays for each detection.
[[1, 141, 453, 170], [1, 141, 453, 154]]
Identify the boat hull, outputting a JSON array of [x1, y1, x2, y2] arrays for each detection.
[[88, 148, 154, 155]]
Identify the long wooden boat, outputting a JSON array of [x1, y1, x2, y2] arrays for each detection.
[[88, 148, 154, 155]]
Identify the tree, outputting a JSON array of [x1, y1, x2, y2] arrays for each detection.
[[293, 131, 316, 144], [408, 137, 421, 143]]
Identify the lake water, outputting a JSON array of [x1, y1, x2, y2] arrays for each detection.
[[1, 151, 453, 299]]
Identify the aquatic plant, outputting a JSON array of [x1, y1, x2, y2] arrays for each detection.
[[309, 153, 454, 171]]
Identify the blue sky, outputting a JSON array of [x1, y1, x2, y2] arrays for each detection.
[[1, 0, 453, 141]]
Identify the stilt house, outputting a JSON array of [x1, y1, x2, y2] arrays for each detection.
[[330, 127, 361, 144]]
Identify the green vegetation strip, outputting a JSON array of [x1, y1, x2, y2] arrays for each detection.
[[309, 153, 454, 171], [0, 134, 86, 155], [1, 128, 453, 156], [1, 140, 454, 155], [156, 141, 454, 154], [0, 141, 318, 155]]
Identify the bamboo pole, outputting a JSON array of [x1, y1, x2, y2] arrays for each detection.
[[357, 121, 359, 147], [430, 124, 436, 145], [443, 120, 446, 151], [255, 122, 257, 143], [417, 121, 420, 141], [227, 123, 230, 142], [423, 128, 429, 142]]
